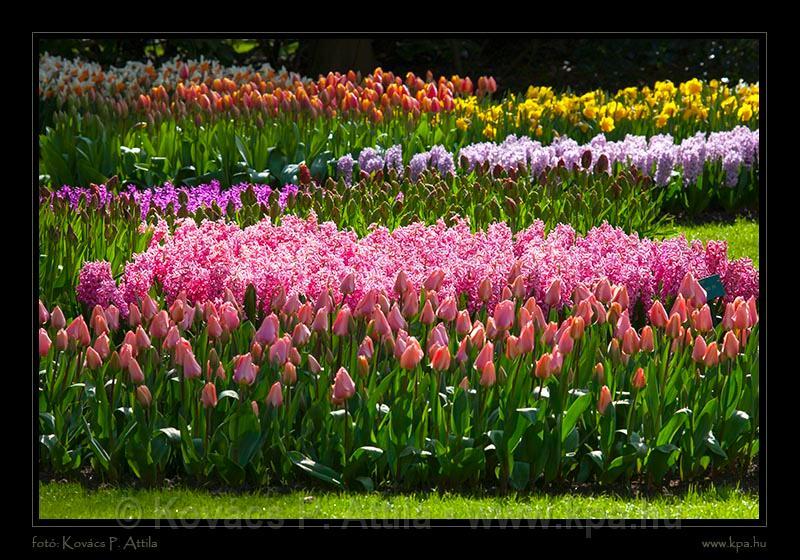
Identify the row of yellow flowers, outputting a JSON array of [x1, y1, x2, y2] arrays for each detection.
[[455, 78, 758, 142]]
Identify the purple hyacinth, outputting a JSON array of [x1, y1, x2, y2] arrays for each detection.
[[337, 154, 355, 186], [385, 144, 403, 175], [358, 148, 384, 175]]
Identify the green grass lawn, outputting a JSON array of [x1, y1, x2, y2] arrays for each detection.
[[666, 217, 759, 269], [39, 482, 757, 519]]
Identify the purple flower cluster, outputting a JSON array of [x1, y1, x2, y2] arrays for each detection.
[[45, 181, 301, 217], [384, 145, 403, 175], [337, 127, 756, 188], [76, 261, 128, 314], [336, 154, 355, 186]]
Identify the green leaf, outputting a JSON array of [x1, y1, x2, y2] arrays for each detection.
[[656, 408, 691, 447], [561, 393, 591, 443], [288, 451, 343, 487], [158, 427, 181, 444]]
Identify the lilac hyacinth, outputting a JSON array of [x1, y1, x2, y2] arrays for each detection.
[[358, 148, 384, 175], [76, 261, 128, 314], [384, 144, 403, 175], [44, 181, 306, 218], [337, 154, 355, 186], [409, 152, 431, 182]]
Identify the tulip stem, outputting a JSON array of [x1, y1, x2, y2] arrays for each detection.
[[343, 400, 350, 470]]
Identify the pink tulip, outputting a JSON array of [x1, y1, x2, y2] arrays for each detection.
[[119, 343, 134, 369], [692, 335, 707, 363], [678, 272, 696, 301], [470, 323, 486, 349], [55, 329, 68, 351], [423, 268, 445, 291], [39, 300, 49, 325], [622, 327, 640, 355], [611, 285, 629, 310], [420, 299, 435, 325], [431, 345, 451, 371], [478, 277, 493, 303], [233, 353, 257, 385], [542, 322, 558, 347], [183, 350, 202, 379], [733, 302, 749, 330], [282, 292, 301, 315], [640, 326, 654, 353], [205, 314, 222, 339], [201, 382, 218, 408], [549, 348, 564, 374], [648, 300, 668, 328], [85, 347, 103, 370], [332, 367, 356, 404], [576, 299, 593, 326], [747, 296, 759, 327], [399, 339, 424, 370], [594, 278, 612, 303], [339, 271, 356, 296], [333, 306, 352, 336], [723, 330, 740, 359], [493, 299, 515, 331], [517, 322, 535, 354], [266, 381, 283, 408], [136, 385, 152, 408], [401, 287, 420, 318], [594, 362, 605, 383], [372, 308, 391, 337], [297, 303, 315, 325], [456, 336, 469, 364], [93, 333, 111, 359], [505, 335, 520, 359], [474, 341, 494, 372], [39, 328, 51, 357], [123, 330, 138, 353], [394, 270, 409, 295], [670, 294, 688, 324], [665, 313, 683, 339], [67, 316, 91, 347], [255, 314, 280, 346], [168, 298, 184, 323], [135, 326, 151, 349], [142, 295, 158, 321], [269, 337, 290, 365], [544, 278, 561, 307], [161, 326, 179, 350], [693, 305, 714, 333], [282, 361, 297, 385], [615, 310, 631, 340], [180, 304, 196, 330], [436, 297, 458, 322], [703, 342, 720, 367], [570, 316, 586, 340], [632, 368, 646, 390], [92, 313, 109, 337], [557, 328, 574, 354], [479, 360, 496, 387], [597, 386, 612, 415], [511, 275, 526, 300], [128, 358, 145, 384], [50, 305, 66, 330], [219, 302, 240, 331], [354, 289, 376, 317], [251, 400, 260, 416], [387, 304, 407, 332], [149, 310, 169, 339], [104, 305, 120, 331], [592, 300, 607, 324], [358, 336, 374, 360], [308, 354, 322, 374], [535, 353, 551, 379], [292, 323, 311, 347], [127, 303, 141, 327], [459, 376, 470, 391], [485, 317, 499, 340]]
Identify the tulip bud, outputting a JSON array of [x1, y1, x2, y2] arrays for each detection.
[[420, 299, 435, 325], [183, 351, 202, 379], [135, 325, 151, 349], [85, 346, 102, 370], [431, 345, 451, 371], [692, 335, 707, 363], [436, 297, 458, 322], [233, 353, 257, 385], [201, 382, 218, 408], [632, 367, 646, 390], [544, 278, 561, 307], [292, 323, 312, 346], [51, 306, 66, 330], [250, 341, 263, 363], [136, 385, 152, 408], [722, 330, 740, 359], [331, 367, 356, 404], [423, 268, 445, 291], [665, 313, 683, 339], [622, 327, 640, 355], [597, 386, 612, 415], [593, 362, 605, 383], [282, 361, 297, 385], [39, 300, 49, 325], [570, 316, 586, 340], [557, 328, 574, 354], [394, 270, 409, 295], [478, 277, 493, 303], [493, 299, 515, 331], [128, 303, 141, 327], [128, 358, 145, 384], [308, 354, 322, 374], [142, 295, 158, 321], [640, 326, 655, 353], [456, 336, 469, 364], [535, 353, 551, 379], [459, 376, 470, 391], [648, 300, 669, 329], [703, 342, 720, 367], [479, 360, 496, 387], [266, 381, 283, 408], [251, 400, 260, 416], [39, 328, 52, 357]]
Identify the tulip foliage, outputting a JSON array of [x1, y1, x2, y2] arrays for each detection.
[[38, 270, 759, 490]]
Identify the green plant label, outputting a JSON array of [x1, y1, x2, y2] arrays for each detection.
[[699, 274, 726, 301]]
